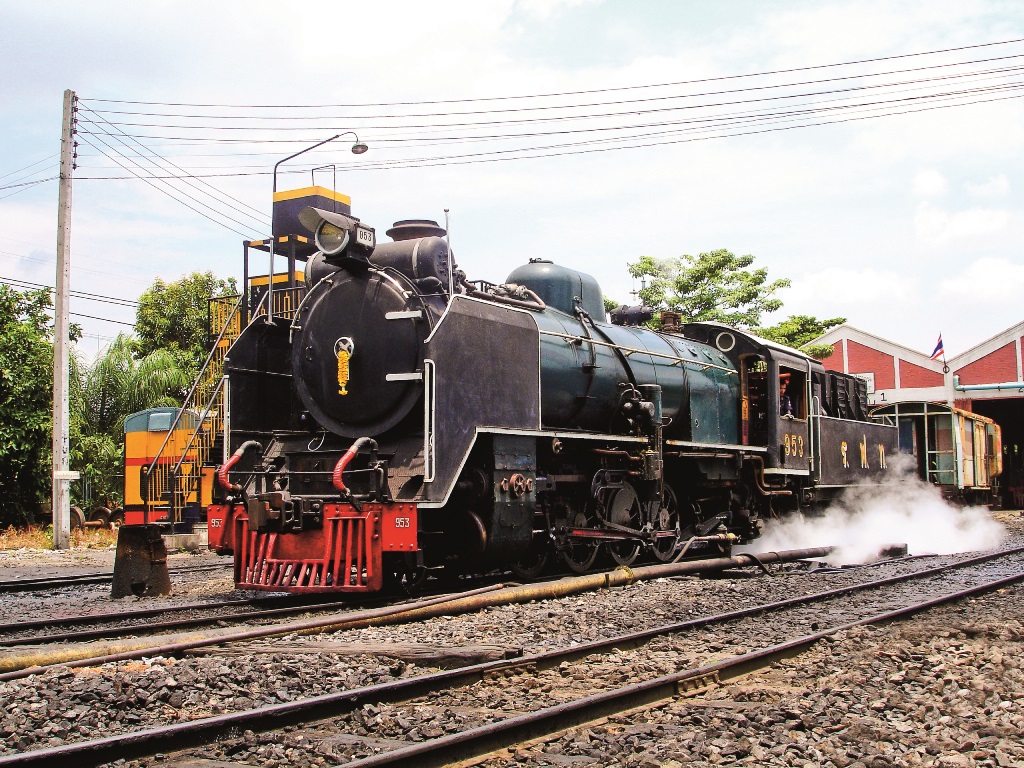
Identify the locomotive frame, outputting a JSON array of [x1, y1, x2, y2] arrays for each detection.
[[208, 194, 898, 593]]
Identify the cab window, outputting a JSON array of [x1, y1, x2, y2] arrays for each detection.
[[779, 368, 806, 420], [148, 412, 173, 432]]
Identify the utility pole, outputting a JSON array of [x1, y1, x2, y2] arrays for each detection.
[[52, 89, 78, 550]]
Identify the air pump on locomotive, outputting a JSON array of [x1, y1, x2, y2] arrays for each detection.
[[208, 191, 897, 593]]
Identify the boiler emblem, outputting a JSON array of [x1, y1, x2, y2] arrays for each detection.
[[335, 337, 354, 396]]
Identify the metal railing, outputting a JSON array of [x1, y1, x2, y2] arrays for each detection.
[[142, 293, 245, 521], [168, 376, 229, 514], [252, 285, 305, 321]]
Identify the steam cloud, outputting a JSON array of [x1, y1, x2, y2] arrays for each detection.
[[739, 459, 1005, 565]]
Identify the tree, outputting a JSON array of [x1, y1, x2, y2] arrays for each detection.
[[628, 250, 790, 329], [626, 251, 843, 359], [758, 314, 846, 360], [603, 296, 620, 320], [0, 286, 55, 525], [135, 272, 237, 379], [71, 334, 191, 507]]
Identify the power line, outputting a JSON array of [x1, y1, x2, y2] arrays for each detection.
[[68, 311, 135, 327], [0, 163, 61, 189], [78, 121, 268, 231], [78, 106, 270, 225], [74, 85, 1024, 178], [81, 38, 1024, 109], [0, 154, 57, 181], [0, 248, 154, 287], [77, 125, 267, 232], [0, 280, 137, 327], [73, 70, 1024, 169], [0, 177, 56, 201], [65, 39, 1024, 230], [0, 275, 139, 307], [73, 66, 1024, 170], [336, 89, 1024, 172], [80, 63, 1024, 134], [85, 56, 1024, 128], [76, 133, 259, 239], [0, 176, 59, 191]]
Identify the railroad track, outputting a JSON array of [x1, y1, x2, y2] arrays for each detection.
[[2, 545, 1022, 767], [0, 562, 231, 594], [0, 550, 933, 647], [0, 571, 549, 650], [0, 593, 375, 648]]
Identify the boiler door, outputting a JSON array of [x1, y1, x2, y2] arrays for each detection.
[[292, 270, 425, 437]]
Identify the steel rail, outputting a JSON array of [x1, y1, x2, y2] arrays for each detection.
[[0, 544, 808, 646], [0, 592, 332, 635], [0, 562, 231, 594], [0, 549, 836, 679], [0, 571, 558, 638], [2, 546, 1022, 767], [343, 568, 1024, 768], [0, 595, 392, 648], [0, 583, 510, 680]]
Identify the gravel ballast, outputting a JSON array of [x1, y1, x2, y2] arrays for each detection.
[[0, 510, 1020, 765]]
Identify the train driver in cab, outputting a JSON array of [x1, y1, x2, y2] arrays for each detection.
[[780, 373, 794, 419]]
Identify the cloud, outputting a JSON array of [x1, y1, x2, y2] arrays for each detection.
[[965, 174, 1010, 198], [515, 0, 597, 21], [784, 266, 915, 310], [913, 201, 1011, 246], [937, 256, 1024, 303], [912, 169, 948, 197], [3, 0, 1024, 356]]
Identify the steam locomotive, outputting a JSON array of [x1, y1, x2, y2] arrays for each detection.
[[209, 194, 898, 593]]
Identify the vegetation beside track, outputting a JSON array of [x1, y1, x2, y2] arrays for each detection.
[[0, 525, 117, 551]]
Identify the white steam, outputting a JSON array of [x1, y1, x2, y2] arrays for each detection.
[[740, 462, 1005, 565]]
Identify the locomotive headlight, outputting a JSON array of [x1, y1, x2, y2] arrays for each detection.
[[299, 206, 375, 262], [316, 220, 350, 255]]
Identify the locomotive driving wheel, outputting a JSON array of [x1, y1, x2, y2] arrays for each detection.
[[384, 553, 429, 596], [510, 532, 550, 580], [562, 505, 599, 573], [605, 483, 642, 567], [650, 484, 681, 563]]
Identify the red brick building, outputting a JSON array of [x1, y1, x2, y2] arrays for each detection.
[[813, 322, 1024, 497]]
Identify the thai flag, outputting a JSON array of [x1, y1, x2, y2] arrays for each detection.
[[930, 335, 944, 361]]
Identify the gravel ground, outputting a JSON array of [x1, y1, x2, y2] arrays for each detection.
[[189, 546, 1022, 767], [0, 653, 422, 755], [0, 543, 225, 577], [0, 545, 242, 622], [482, 585, 1024, 768], [0, 509, 1020, 764]]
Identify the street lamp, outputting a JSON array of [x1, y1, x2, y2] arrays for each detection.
[[267, 132, 367, 324]]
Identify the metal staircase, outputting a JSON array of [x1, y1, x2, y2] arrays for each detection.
[[141, 281, 310, 521], [141, 294, 244, 522]]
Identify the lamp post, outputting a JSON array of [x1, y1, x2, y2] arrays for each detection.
[[267, 132, 367, 325]]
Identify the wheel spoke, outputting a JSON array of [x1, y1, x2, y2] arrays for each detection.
[[562, 509, 599, 573], [511, 535, 550, 579], [606, 484, 641, 567], [651, 485, 681, 563]]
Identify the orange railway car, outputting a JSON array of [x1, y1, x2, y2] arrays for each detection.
[[123, 408, 216, 526]]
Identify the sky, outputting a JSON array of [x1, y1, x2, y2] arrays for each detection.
[[1, 0, 1022, 362]]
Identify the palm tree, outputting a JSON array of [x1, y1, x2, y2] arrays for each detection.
[[71, 334, 191, 509], [76, 334, 190, 436]]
